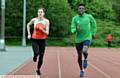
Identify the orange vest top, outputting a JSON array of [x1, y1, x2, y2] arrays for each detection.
[[32, 19, 48, 39], [107, 35, 112, 42]]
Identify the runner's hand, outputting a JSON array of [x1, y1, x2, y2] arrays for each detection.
[[27, 34, 31, 39], [92, 35, 96, 39], [76, 25, 80, 31]]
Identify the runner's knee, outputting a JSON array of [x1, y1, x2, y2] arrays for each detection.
[[82, 46, 88, 53]]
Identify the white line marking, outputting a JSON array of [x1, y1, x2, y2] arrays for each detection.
[[9, 58, 31, 75], [35, 75, 41, 78], [57, 49, 62, 78], [90, 63, 111, 78], [93, 54, 120, 66]]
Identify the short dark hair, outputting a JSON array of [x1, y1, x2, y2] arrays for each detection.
[[38, 7, 45, 12], [78, 3, 85, 7]]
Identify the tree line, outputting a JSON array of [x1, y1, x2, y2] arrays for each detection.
[[1, 0, 120, 46]]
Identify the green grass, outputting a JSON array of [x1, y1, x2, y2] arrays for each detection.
[[4, 19, 120, 48], [5, 39, 21, 46], [5, 38, 120, 48], [5, 38, 74, 46]]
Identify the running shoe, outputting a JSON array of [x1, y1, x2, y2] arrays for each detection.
[[36, 70, 41, 75], [80, 71, 85, 77], [33, 56, 37, 62], [83, 60, 88, 69]]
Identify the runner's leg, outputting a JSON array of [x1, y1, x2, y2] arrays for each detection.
[[36, 39, 46, 75], [32, 39, 39, 62]]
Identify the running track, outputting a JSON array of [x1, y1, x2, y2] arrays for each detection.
[[7, 47, 120, 78]]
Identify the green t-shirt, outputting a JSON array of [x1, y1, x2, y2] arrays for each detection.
[[71, 13, 97, 43]]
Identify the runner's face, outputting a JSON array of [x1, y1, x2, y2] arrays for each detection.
[[78, 6, 85, 15], [38, 9, 45, 17]]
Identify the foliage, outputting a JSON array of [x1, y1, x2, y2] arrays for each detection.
[[92, 19, 120, 47], [67, 0, 116, 20], [46, 0, 74, 37], [5, 0, 23, 36], [112, 0, 120, 22], [59, 19, 120, 47], [2, 0, 120, 47]]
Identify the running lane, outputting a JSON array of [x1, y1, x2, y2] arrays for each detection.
[[9, 47, 59, 78]]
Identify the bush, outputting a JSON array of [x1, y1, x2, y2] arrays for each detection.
[[45, 0, 74, 37], [92, 19, 120, 47], [68, 0, 116, 20]]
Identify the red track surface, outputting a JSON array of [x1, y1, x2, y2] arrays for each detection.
[[8, 47, 120, 78]]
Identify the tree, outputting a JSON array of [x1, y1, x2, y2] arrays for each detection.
[[112, 0, 120, 22], [5, 0, 23, 37], [67, 0, 116, 20], [39, 0, 74, 38]]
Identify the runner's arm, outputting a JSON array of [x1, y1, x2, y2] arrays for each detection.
[[90, 15, 97, 38], [27, 18, 34, 39], [71, 17, 77, 34], [39, 19, 50, 35]]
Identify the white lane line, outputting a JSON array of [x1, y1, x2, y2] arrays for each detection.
[[97, 55, 120, 66], [90, 63, 111, 78], [57, 49, 62, 78], [93, 54, 120, 66], [9, 58, 31, 75]]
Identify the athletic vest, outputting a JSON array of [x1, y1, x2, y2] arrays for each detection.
[[107, 35, 112, 42], [32, 19, 48, 39]]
